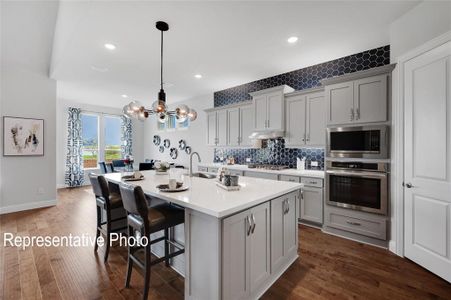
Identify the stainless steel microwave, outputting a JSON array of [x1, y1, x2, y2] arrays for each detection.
[[326, 125, 389, 159]]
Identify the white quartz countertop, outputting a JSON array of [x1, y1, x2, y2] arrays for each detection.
[[198, 163, 325, 178], [104, 170, 302, 218]]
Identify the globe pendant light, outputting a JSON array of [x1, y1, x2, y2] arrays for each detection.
[[122, 21, 197, 124]]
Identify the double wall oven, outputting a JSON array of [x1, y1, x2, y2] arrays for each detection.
[[326, 125, 390, 216]]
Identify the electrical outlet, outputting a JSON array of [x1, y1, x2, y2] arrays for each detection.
[[246, 157, 251, 163], [311, 161, 319, 167], [37, 187, 45, 195]]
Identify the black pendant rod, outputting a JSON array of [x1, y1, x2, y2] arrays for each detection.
[[160, 29, 163, 91]]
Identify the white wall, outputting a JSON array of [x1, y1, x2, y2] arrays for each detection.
[[143, 94, 215, 171], [388, 0, 451, 255], [0, 1, 59, 214], [56, 98, 145, 188]]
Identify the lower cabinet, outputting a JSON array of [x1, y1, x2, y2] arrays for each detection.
[[300, 186, 323, 224], [270, 192, 298, 273], [244, 171, 279, 181], [222, 202, 270, 300]]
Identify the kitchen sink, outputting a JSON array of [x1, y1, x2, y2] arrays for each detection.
[[191, 172, 216, 179]]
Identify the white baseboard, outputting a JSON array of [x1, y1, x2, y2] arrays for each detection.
[[0, 199, 57, 215]]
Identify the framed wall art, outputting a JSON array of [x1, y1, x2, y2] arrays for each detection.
[[3, 116, 44, 156]]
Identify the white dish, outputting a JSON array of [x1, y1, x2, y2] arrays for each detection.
[[157, 184, 189, 193]]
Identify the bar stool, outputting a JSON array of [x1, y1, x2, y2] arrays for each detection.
[[119, 183, 185, 300], [89, 173, 127, 262]]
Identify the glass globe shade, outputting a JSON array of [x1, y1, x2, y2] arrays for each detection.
[[187, 108, 197, 121], [175, 104, 189, 123], [128, 101, 142, 113], [152, 100, 167, 114], [157, 112, 168, 123], [137, 110, 148, 121], [122, 104, 133, 117]]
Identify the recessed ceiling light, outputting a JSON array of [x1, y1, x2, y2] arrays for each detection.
[[194, 74, 202, 79], [121, 94, 128, 98], [91, 65, 109, 72], [104, 43, 116, 50], [287, 36, 298, 44]]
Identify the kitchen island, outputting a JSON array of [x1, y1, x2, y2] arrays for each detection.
[[105, 170, 302, 300]]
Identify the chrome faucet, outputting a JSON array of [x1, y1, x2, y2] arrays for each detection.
[[189, 152, 201, 177]]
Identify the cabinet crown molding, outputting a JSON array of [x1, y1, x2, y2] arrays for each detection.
[[249, 85, 294, 97], [204, 101, 252, 112], [285, 86, 325, 98], [320, 64, 396, 86]]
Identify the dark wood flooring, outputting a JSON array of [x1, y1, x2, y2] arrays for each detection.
[[1, 186, 450, 299]]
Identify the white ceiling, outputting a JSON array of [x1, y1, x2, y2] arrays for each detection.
[[51, 1, 419, 108]]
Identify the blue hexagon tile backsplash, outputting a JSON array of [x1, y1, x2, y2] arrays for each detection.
[[212, 45, 390, 170]]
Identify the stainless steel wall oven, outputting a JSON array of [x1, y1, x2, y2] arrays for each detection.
[[326, 161, 389, 215]]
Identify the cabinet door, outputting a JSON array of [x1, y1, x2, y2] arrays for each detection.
[[353, 74, 388, 124], [325, 81, 354, 125], [216, 110, 228, 146], [306, 92, 326, 146], [223, 210, 250, 300], [207, 112, 217, 146], [227, 107, 240, 146], [249, 202, 270, 295], [300, 187, 323, 224], [283, 193, 298, 257], [267, 92, 284, 130], [270, 197, 285, 272], [240, 106, 254, 146], [253, 95, 267, 130], [285, 95, 306, 146]]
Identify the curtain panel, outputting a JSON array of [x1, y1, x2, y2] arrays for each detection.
[[121, 116, 133, 157], [65, 107, 84, 187]]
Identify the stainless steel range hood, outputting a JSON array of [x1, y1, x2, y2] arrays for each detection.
[[249, 130, 284, 140]]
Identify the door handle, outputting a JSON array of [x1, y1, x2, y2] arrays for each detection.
[[251, 214, 256, 234], [403, 182, 414, 188], [247, 216, 252, 236]]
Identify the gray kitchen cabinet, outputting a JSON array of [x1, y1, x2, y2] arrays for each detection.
[[222, 202, 270, 300], [208, 167, 219, 173], [279, 175, 301, 183], [250, 85, 294, 132], [240, 105, 254, 147], [325, 74, 388, 125], [206, 110, 228, 146], [229, 169, 244, 176], [285, 88, 325, 147], [227, 107, 240, 146], [244, 171, 279, 181], [270, 192, 298, 273], [207, 111, 217, 146], [300, 186, 323, 224]]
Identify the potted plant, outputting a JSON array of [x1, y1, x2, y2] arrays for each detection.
[[154, 161, 170, 174]]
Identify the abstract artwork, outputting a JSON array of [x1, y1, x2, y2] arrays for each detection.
[[3, 116, 44, 156]]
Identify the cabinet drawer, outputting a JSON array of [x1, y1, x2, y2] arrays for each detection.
[[301, 177, 323, 188], [244, 171, 279, 181], [279, 175, 300, 183], [228, 169, 243, 176], [198, 166, 209, 172], [208, 167, 219, 173], [325, 207, 386, 240]]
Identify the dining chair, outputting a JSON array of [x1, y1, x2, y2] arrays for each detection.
[[99, 162, 108, 174], [112, 159, 126, 168], [106, 163, 115, 173], [89, 173, 127, 262], [139, 162, 154, 171], [119, 183, 185, 300]]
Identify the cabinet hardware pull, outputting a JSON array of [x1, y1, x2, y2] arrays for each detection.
[[306, 134, 310, 142], [282, 200, 286, 215], [350, 108, 354, 121], [300, 190, 304, 200], [247, 216, 252, 236], [346, 221, 361, 226], [287, 201, 290, 213], [251, 214, 256, 234], [356, 108, 360, 120], [302, 133, 306, 142]]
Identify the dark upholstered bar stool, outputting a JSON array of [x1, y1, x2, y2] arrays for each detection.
[[119, 183, 185, 300], [89, 173, 127, 262]]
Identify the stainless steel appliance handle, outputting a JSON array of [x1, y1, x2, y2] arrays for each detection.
[[251, 214, 256, 234], [326, 170, 388, 178]]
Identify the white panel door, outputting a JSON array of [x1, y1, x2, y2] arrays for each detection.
[[216, 110, 228, 146], [254, 95, 267, 130], [353, 74, 388, 123], [306, 92, 326, 146], [227, 107, 240, 146], [285, 95, 306, 146], [325, 81, 354, 125], [404, 40, 451, 282], [300, 187, 323, 224], [267, 92, 284, 130], [240, 105, 254, 146], [207, 112, 217, 146]]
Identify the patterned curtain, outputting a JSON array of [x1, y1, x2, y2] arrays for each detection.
[[121, 115, 133, 157], [65, 108, 84, 187]]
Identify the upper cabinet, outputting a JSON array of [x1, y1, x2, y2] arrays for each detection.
[[322, 64, 395, 126], [250, 85, 294, 132], [206, 110, 228, 146], [285, 88, 325, 147]]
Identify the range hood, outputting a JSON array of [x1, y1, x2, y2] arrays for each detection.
[[249, 130, 284, 140]]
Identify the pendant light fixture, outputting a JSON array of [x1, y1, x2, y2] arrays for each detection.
[[123, 21, 197, 123]]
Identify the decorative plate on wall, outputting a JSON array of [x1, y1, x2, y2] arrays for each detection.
[[178, 139, 186, 150], [163, 139, 170, 148], [170, 148, 178, 159], [185, 146, 192, 154], [159, 145, 164, 153], [153, 135, 161, 146]]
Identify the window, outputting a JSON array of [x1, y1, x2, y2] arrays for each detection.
[[104, 115, 122, 163], [81, 114, 99, 169], [80, 112, 124, 169]]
